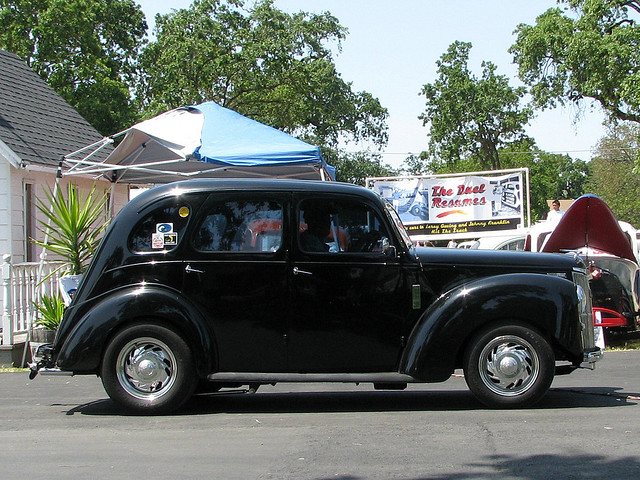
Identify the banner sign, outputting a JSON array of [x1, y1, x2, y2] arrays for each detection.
[[370, 172, 525, 237]]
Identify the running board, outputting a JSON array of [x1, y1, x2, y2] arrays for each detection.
[[207, 372, 416, 383], [39, 368, 74, 376]]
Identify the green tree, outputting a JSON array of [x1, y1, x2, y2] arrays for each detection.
[[401, 151, 485, 176], [510, 0, 640, 124], [419, 41, 533, 171], [500, 142, 590, 222], [327, 151, 397, 186], [585, 122, 640, 225], [0, 0, 147, 135], [138, 0, 388, 150]]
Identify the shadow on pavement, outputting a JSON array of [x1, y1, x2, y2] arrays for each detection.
[[307, 453, 640, 480], [65, 386, 637, 417], [549, 386, 640, 402]]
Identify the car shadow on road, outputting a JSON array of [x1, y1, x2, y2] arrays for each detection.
[[464, 453, 640, 480], [548, 386, 640, 405], [66, 386, 638, 416], [300, 454, 640, 480]]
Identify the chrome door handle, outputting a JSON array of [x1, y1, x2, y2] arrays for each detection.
[[185, 264, 204, 274], [293, 266, 312, 276]]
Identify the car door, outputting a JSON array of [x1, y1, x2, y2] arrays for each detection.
[[182, 192, 290, 372], [288, 194, 410, 373]]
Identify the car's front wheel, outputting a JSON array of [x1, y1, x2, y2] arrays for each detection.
[[463, 323, 555, 408], [100, 323, 197, 414]]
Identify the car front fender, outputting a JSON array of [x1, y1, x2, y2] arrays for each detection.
[[399, 273, 580, 382]]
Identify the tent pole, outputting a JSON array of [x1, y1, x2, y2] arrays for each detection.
[[108, 182, 116, 219], [64, 137, 112, 159], [64, 137, 115, 175], [37, 159, 64, 292]]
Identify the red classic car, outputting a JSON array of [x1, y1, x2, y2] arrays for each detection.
[[529, 195, 640, 338]]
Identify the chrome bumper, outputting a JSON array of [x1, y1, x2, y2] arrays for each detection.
[[580, 347, 603, 370], [27, 343, 71, 379]]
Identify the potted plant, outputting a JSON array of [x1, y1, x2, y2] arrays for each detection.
[[32, 294, 65, 343], [33, 183, 110, 276]]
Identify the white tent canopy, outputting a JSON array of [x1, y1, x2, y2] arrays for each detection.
[[62, 102, 334, 184]]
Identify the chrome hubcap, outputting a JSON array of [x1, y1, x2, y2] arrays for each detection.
[[478, 335, 539, 397], [116, 337, 177, 401]]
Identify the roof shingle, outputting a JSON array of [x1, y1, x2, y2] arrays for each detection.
[[0, 49, 109, 167]]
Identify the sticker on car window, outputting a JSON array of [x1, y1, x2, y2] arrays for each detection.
[[164, 233, 178, 246], [152, 232, 165, 249], [156, 223, 173, 233], [152, 223, 177, 248]]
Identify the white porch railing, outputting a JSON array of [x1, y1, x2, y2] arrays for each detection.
[[1, 255, 63, 346]]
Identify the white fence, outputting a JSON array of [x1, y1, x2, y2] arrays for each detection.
[[1, 255, 63, 346]]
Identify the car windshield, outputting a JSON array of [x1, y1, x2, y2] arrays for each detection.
[[384, 200, 413, 250]]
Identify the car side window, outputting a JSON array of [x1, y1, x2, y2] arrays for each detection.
[[193, 200, 283, 252], [298, 198, 389, 253], [498, 238, 526, 251], [128, 199, 193, 253]]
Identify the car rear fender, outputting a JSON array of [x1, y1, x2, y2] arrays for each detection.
[[55, 285, 214, 377], [399, 273, 580, 381]]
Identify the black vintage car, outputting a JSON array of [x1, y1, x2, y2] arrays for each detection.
[[30, 179, 601, 414]]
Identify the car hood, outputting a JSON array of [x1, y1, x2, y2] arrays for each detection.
[[414, 246, 583, 273], [542, 194, 637, 264]]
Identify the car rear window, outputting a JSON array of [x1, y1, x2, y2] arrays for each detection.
[[128, 198, 194, 253]]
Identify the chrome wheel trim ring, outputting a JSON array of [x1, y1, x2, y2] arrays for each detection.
[[115, 337, 178, 401], [477, 334, 540, 397]]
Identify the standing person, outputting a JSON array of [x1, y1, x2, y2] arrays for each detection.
[[547, 199, 564, 224]]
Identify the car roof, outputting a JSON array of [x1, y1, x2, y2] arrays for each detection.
[[127, 179, 382, 211]]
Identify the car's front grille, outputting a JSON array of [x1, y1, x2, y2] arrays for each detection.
[[573, 268, 595, 350]]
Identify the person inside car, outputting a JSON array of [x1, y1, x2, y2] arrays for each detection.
[[300, 206, 332, 252]]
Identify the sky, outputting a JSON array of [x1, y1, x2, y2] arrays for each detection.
[[136, 0, 607, 168]]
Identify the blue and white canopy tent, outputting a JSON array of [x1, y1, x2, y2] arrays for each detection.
[[61, 101, 335, 184]]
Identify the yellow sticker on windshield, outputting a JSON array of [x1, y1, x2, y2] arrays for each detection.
[[178, 206, 190, 218]]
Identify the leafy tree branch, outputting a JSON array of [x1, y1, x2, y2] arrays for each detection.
[[510, 0, 640, 124]]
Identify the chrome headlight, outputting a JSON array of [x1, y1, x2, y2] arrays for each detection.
[[576, 284, 586, 309]]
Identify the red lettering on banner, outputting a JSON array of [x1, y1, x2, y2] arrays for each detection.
[[432, 197, 487, 208], [457, 184, 486, 195], [432, 186, 453, 197]]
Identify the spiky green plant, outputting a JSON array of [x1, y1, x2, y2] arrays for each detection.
[[33, 183, 110, 275], [33, 294, 65, 330]]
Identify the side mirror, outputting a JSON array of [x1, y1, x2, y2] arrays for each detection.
[[381, 237, 396, 257]]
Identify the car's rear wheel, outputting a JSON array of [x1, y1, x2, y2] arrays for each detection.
[[101, 323, 197, 414], [463, 323, 554, 408]]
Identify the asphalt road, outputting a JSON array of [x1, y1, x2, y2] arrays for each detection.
[[1, 351, 640, 480]]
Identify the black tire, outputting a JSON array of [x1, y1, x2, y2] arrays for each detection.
[[463, 323, 555, 408], [100, 323, 197, 414]]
